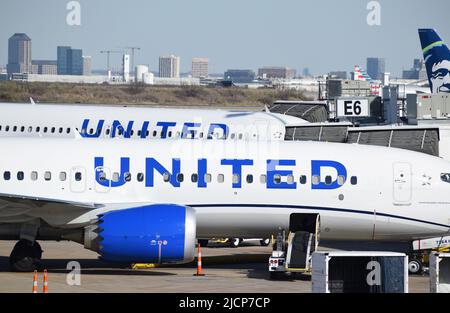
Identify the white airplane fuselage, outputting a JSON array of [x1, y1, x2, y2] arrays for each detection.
[[0, 137, 449, 242]]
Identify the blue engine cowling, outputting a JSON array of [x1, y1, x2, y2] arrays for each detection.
[[84, 204, 196, 264]]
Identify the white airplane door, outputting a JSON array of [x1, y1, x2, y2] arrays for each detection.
[[393, 162, 412, 205], [252, 120, 269, 140], [70, 166, 86, 193]]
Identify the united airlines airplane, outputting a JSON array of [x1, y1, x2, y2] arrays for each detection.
[[0, 137, 449, 271], [0, 102, 306, 141]]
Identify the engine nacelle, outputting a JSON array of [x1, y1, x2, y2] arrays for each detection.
[[84, 204, 196, 264]]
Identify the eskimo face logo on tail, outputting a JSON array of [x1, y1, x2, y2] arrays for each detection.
[[430, 60, 450, 93], [419, 29, 450, 94]]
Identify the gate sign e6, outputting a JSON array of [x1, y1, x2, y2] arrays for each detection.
[[337, 99, 370, 117]]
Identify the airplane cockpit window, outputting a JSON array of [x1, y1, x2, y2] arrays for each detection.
[[441, 173, 450, 183]]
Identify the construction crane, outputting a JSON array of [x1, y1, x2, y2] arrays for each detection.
[[100, 50, 123, 72], [121, 47, 141, 73]]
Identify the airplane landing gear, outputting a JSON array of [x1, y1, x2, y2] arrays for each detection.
[[9, 240, 43, 272]]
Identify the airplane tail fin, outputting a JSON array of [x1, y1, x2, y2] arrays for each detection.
[[353, 65, 372, 81], [418, 29, 450, 93]]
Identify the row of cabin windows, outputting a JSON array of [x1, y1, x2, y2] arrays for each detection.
[[0, 125, 72, 134], [3, 171, 82, 182], [0, 125, 247, 140], [101, 172, 358, 186], [1, 170, 358, 186]]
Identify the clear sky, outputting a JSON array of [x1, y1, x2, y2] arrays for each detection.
[[1, 0, 449, 76]]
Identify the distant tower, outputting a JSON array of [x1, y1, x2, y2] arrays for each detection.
[[7, 33, 32, 77], [366, 57, 385, 80], [122, 54, 130, 82], [192, 57, 208, 78], [159, 55, 180, 78], [82, 56, 92, 76]]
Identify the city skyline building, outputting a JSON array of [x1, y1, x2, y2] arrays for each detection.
[[367, 57, 385, 80], [7, 33, 32, 77], [257, 66, 296, 79], [191, 57, 208, 78], [57, 46, 83, 75], [31, 60, 57, 75], [159, 55, 180, 78]]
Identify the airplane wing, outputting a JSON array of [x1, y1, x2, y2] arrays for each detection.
[[0, 193, 103, 226]]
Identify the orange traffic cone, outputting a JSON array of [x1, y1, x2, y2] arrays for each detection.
[[194, 244, 205, 276], [32, 270, 38, 293], [43, 269, 48, 293]]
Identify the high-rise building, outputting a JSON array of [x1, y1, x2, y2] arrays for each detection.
[[258, 67, 296, 79], [329, 71, 348, 80], [57, 46, 83, 75], [402, 58, 427, 80], [159, 55, 180, 78], [7, 33, 32, 77], [366, 57, 385, 80], [192, 57, 208, 78], [192, 58, 208, 78], [82, 56, 92, 76], [31, 60, 57, 75], [224, 69, 255, 83]]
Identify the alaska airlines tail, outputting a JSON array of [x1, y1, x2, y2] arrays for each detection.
[[419, 29, 450, 93]]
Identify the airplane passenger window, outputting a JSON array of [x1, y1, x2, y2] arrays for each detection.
[[43, 127, 48, 133], [13, 126, 17, 132], [0, 125, 2, 131], [191, 174, 198, 183], [153, 131, 157, 137], [28, 126, 32, 133], [260, 174, 267, 184], [44, 171, 51, 181], [5, 126, 9, 132], [168, 131, 172, 138], [66, 128, 71, 134], [312, 175, 320, 185], [325, 176, 332, 185], [137, 173, 144, 182], [59, 172, 67, 181], [31, 171, 38, 181], [238, 134, 243, 140], [163, 172, 171, 182], [17, 171, 24, 181], [36, 127, 40, 132], [205, 173, 212, 183], [75, 172, 82, 181], [273, 174, 281, 184], [441, 173, 450, 183], [287, 174, 294, 184], [233, 174, 240, 184], [130, 130, 134, 136], [112, 172, 119, 182], [230, 133, 235, 139], [59, 127, 63, 133], [20, 126, 25, 132], [124, 172, 131, 182], [299, 175, 307, 184], [199, 132, 203, 139], [337, 175, 345, 186], [3, 171, 10, 180], [176, 173, 184, 183], [137, 130, 142, 137], [98, 172, 107, 182], [217, 174, 224, 183], [51, 127, 56, 133], [246, 174, 253, 184], [350, 176, 357, 185], [161, 131, 166, 138], [176, 131, 180, 138], [105, 129, 110, 136], [146, 130, 149, 137]]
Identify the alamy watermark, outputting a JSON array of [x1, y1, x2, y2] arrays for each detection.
[[366, 1, 381, 26], [66, 1, 81, 26], [66, 261, 82, 286]]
